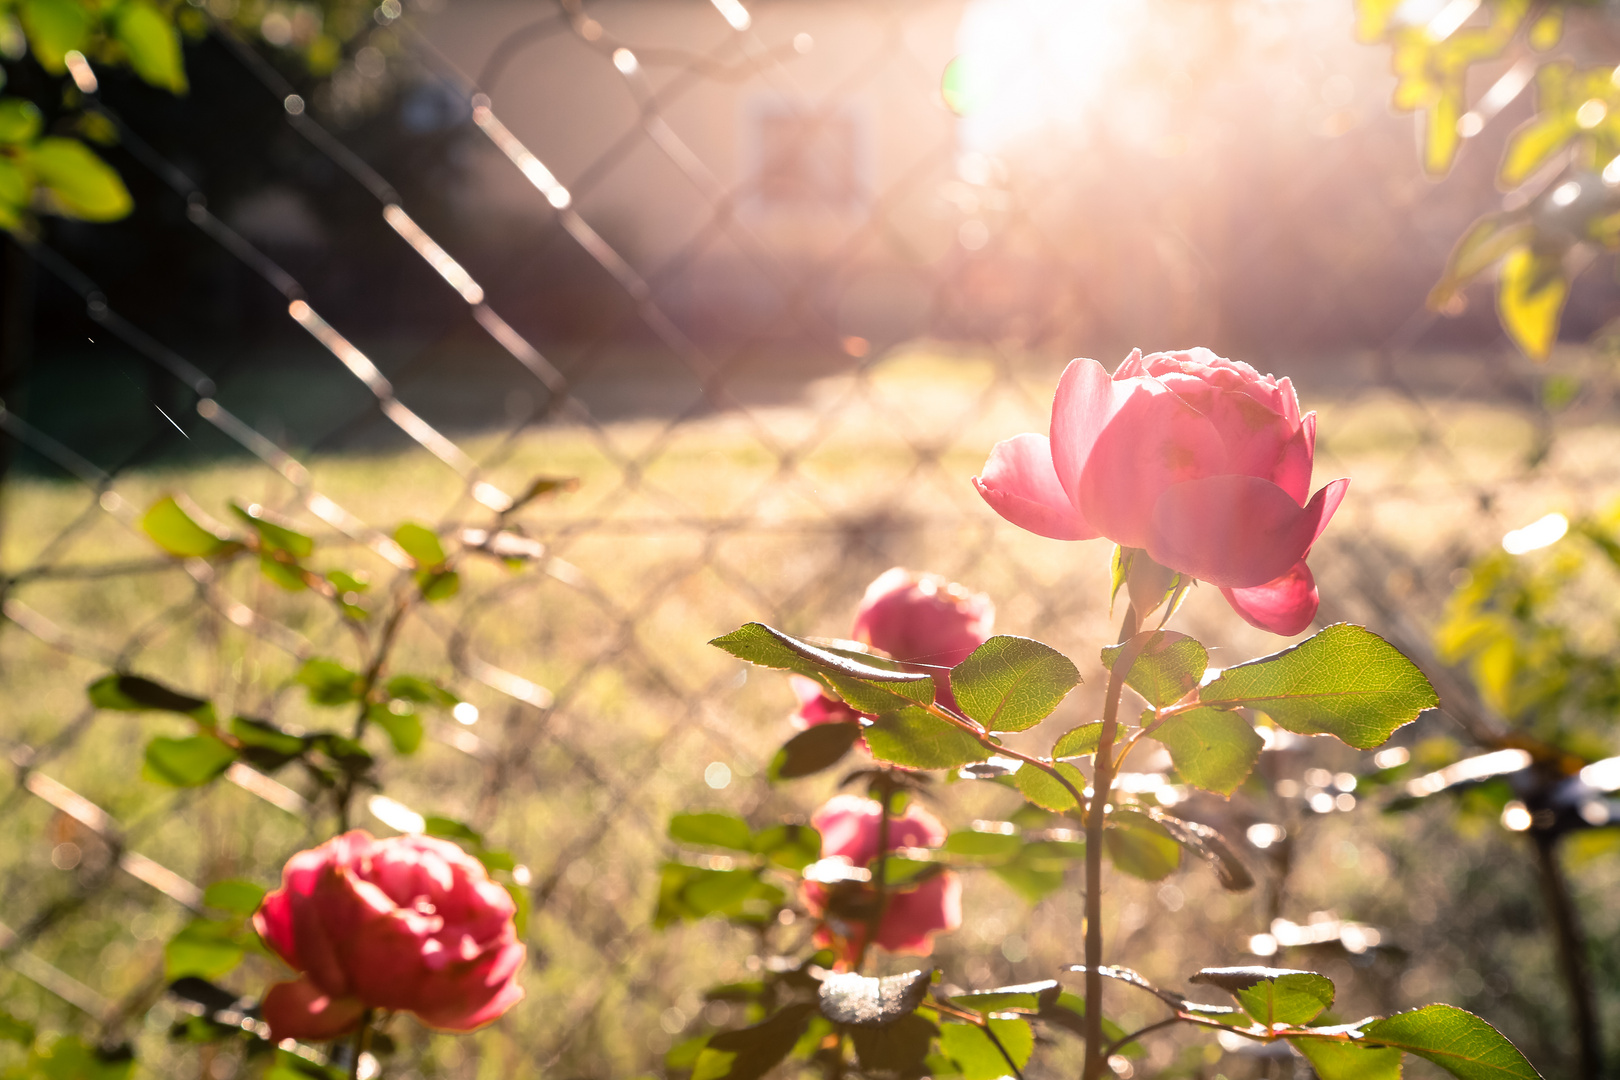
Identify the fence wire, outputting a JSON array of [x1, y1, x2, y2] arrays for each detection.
[[1, 1, 1617, 1077]]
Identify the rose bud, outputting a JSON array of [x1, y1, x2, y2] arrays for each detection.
[[253, 831, 525, 1041], [801, 794, 961, 969], [852, 567, 995, 669], [974, 348, 1348, 635]]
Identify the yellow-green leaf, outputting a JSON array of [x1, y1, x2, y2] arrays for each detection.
[[19, 0, 89, 74], [1497, 246, 1567, 361], [113, 0, 187, 93], [27, 137, 133, 222]]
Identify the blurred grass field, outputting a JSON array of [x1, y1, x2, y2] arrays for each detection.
[[2, 344, 1620, 1078]]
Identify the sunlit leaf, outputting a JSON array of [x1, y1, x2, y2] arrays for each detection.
[[140, 495, 231, 557], [864, 707, 988, 770], [229, 502, 312, 557], [710, 623, 934, 715], [942, 829, 1021, 861], [1012, 761, 1085, 812], [1104, 810, 1180, 881], [1191, 967, 1334, 1026], [19, 0, 89, 73], [1198, 624, 1437, 750], [295, 658, 364, 706], [1497, 245, 1567, 362], [143, 735, 235, 786], [1362, 1004, 1542, 1079], [27, 138, 133, 221], [1053, 722, 1102, 759], [1290, 1038, 1402, 1080], [113, 0, 187, 93], [1152, 813, 1253, 891], [202, 879, 266, 917], [819, 969, 932, 1026], [670, 812, 753, 851], [1152, 707, 1262, 795], [950, 635, 1080, 733], [939, 1018, 1033, 1080], [165, 919, 245, 980], [1103, 630, 1207, 708], [0, 98, 42, 144], [752, 823, 821, 871], [366, 703, 422, 754]]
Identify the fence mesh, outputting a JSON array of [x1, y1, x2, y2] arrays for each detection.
[[2, 1, 1618, 1076]]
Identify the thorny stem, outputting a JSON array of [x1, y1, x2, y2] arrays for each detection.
[[1083, 605, 1143, 1080]]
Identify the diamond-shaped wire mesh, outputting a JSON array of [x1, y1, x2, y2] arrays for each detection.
[[1, 1, 1617, 1076]]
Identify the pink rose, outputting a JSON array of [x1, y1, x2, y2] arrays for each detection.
[[253, 831, 525, 1041], [801, 794, 961, 968], [851, 568, 995, 669], [790, 568, 995, 727], [974, 348, 1348, 635]]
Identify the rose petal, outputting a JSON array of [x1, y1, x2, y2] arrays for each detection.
[[1221, 560, 1320, 636], [1110, 347, 1149, 380], [1271, 412, 1316, 505], [1078, 382, 1228, 549], [974, 433, 1094, 541], [1194, 389, 1295, 483], [1146, 476, 1349, 590], [260, 978, 366, 1043], [412, 960, 527, 1032], [1052, 357, 1129, 507], [875, 872, 962, 955]]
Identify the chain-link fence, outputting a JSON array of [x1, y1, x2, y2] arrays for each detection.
[[2, 1, 1619, 1076]]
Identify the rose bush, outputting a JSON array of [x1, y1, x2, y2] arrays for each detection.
[[790, 567, 994, 728], [253, 830, 525, 1041], [801, 793, 961, 969], [974, 347, 1349, 634]]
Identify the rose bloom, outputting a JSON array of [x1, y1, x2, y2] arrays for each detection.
[[801, 794, 961, 969], [791, 568, 994, 729], [974, 348, 1348, 635], [253, 831, 525, 1041]]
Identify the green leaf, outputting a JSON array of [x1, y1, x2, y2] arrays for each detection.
[[864, 707, 989, 770], [1363, 1004, 1542, 1080], [1198, 624, 1438, 750], [942, 829, 1021, 861], [1153, 707, 1262, 795], [202, 879, 266, 917], [229, 502, 312, 558], [1053, 722, 1102, 759], [1500, 114, 1576, 188], [0, 98, 43, 144], [18, 1035, 135, 1080], [1012, 761, 1085, 812], [1190, 967, 1334, 1026], [143, 735, 235, 786], [367, 703, 422, 755], [384, 674, 457, 707], [1498, 245, 1567, 362], [1429, 215, 1534, 307], [710, 623, 934, 714], [1102, 630, 1207, 708], [752, 824, 821, 871], [295, 658, 364, 706], [503, 879, 530, 937], [27, 138, 133, 221], [230, 715, 307, 769], [0, 1007, 35, 1044], [950, 635, 1080, 732], [0, 158, 29, 230], [88, 672, 209, 717], [393, 522, 446, 568], [666, 1035, 710, 1072], [656, 864, 781, 926], [769, 722, 863, 780], [327, 570, 370, 595], [112, 0, 187, 93], [1290, 1038, 1403, 1080], [165, 918, 244, 980], [670, 812, 753, 851], [1104, 810, 1180, 881], [939, 1018, 1034, 1080], [416, 568, 460, 602], [695, 1004, 817, 1080], [19, 0, 89, 73], [951, 981, 1057, 1014], [422, 815, 481, 844], [819, 969, 932, 1025], [314, 733, 373, 772], [140, 495, 230, 557], [257, 553, 307, 592], [850, 1013, 937, 1075]]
